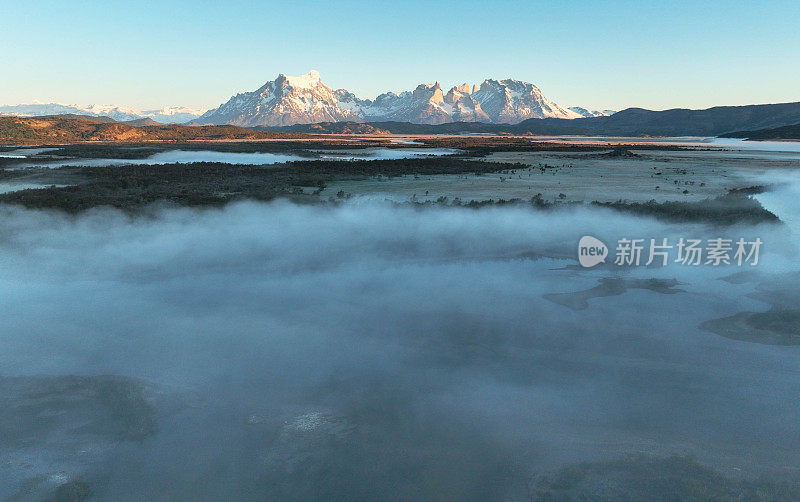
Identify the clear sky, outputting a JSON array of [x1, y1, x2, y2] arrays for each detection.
[[2, 0, 799, 112]]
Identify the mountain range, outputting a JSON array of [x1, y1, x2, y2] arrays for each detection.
[[4, 103, 800, 143], [193, 71, 612, 127], [0, 102, 204, 124], [265, 101, 800, 138], [1, 72, 611, 127], [520, 102, 800, 136]]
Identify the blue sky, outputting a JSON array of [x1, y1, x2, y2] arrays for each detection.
[[1, 0, 798, 111]]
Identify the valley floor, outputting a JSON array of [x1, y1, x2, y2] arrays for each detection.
[[1, 136, 800, 500]]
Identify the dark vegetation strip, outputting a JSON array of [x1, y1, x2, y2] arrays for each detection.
[[592, 191, 779, 225], [415, 137, 713, 156], [397, 190, 778, 226], [0, 158, 526, 213]]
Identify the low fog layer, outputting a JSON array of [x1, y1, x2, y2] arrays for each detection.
[[1, 186, 799, 499]]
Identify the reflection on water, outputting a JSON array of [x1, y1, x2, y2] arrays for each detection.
[[19, 147, 459, 168], [318, 147, 456, 161]]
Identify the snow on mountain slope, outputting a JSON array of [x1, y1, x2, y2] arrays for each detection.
[[193, 71, 361, 127], [347, 83, 453, 125], [568, 107, 615, 118], [471, 79, 583, 122], [0, 101, 204, 123], [143, 106, 206, 123], [443, 84, 490, 123], [197, 71, 583, 126], [79, 104, 145, 121]]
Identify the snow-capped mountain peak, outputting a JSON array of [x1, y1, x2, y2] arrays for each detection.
[[281, 70, 322, 89], [0, 102, 205, 123], [471, 78, 583, 122], [412, 83, 445, 107], [195, 71, 360, 127], [568, 106, 615, 118], [150, 106, 205, 116]]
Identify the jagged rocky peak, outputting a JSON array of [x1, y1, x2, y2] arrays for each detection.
[[412, 82, 445, 104], [444, 83, 474, 104], [472, 78, 583, 122], [276, 70, 322, 90]]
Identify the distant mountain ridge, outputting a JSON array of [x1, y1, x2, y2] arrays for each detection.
[[0, 102, 204, 124], [194, 70, 604, 127], [526, 103, 800, 136], [264, 101, 800, 137], [568, 107, 616, 118]]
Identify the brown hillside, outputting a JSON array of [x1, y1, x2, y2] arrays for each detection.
[[0, 116, 305, 144]]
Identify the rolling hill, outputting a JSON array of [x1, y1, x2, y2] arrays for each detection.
[[720, 122, 800, 140], [0, 116, 303, 144], [266, 102, 800, 137]]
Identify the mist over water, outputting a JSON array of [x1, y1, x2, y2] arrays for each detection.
[[1, 179, 799, 499]]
